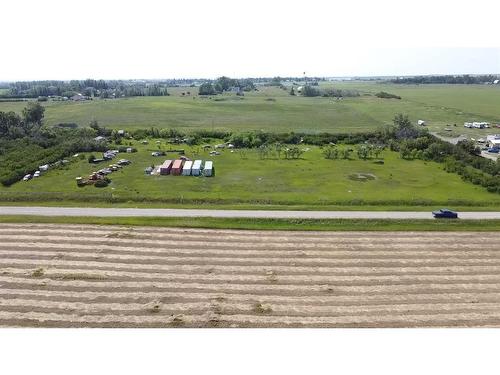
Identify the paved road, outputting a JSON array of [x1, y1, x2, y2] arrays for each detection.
[[1, 206, 500, 220]]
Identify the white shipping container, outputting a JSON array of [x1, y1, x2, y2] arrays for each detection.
[[192, 160, 202, 176], [203, 161, 213, 177], [182, 160, 193, 176]]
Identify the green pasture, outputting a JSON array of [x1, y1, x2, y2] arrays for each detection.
[[2, 139, 499, 209], [1, 215, 499, 231], [0, 83, 499, 136]]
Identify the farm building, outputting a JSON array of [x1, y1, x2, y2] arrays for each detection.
[[192, 160, 202, 176], [159, 160, 173, 175], [71, 93, 87, 101], [182, 160, 193, 176], [171, 159, 184, 175], [203, 161, 214, 177], [417, 120, 426, 126]]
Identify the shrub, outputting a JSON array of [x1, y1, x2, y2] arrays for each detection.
[[94, 178, 110, 188], [376, 91, 401, 99]]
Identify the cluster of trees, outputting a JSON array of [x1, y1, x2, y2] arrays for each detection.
[[0, 102, 45, 139], [2, 80, 169, 99], [375, 91, 401, 99], [391, 75, 499, 85], [299, 85, 360, 98], [387, 114, 500, 192], [198, 77, 256, 95], [0, 104, 109, 186], [255, 143, 305, 160], [322, 144, 383, 160]]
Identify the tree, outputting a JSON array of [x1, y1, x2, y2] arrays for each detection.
[[198, 82, 216, 95], [373, 145, 383, 159], [457, 139, 480, 156], [356, 145, 370, 160], [0, 111, 22, 138], [322, 145, 339, 159], [394, 113, 419, 139], [274, 142, 284, 159], [284, 146, 304, 159], [340, 148, 352, 159], [302, 85, 320, 97], [22, 102, 45, 126], [399, 141, 412, 159], [215, 76, 234, 92]]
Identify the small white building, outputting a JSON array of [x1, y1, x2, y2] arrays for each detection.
[[417, 120, 426, 126], [191, 160, 202, 176], [203, 161, 214, 177], [71, 93, 87, 101], [182, 160, 193, 176]]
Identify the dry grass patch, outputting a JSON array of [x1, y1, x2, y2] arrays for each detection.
[[254, 302, 273, 314], [31, 267, 45, 278]]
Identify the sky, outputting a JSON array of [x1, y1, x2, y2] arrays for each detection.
[[1, 0, 499, 81]]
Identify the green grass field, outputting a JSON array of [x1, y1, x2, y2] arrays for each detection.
[[1, 215, 499, 231], [1, 83, 499, 135], [2, 139, 499, 209]]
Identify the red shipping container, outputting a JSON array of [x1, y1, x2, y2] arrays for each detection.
[[171, 159, 184, 175], [159, 160, 173, 175]]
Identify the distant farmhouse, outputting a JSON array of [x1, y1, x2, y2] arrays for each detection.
[[71, 93, 87, 101]]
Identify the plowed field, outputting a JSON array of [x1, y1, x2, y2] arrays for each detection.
[[1, 224, 499, 327]]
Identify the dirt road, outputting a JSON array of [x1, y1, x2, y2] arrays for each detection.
[[1, 224, 500, 327]]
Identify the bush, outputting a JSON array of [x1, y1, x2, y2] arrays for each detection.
[[94, 178, 110, 188], [376, 91, 401, 100]]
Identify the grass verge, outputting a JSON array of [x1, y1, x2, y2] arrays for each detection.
[[0, 215, 499, 231]]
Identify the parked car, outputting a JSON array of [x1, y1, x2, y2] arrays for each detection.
[[487, 148, 500, 153], [432, 209, 458, 219], [23, 174, 32, 181]]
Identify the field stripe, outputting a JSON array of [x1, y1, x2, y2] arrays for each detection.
[[1, 224, 500, 327]]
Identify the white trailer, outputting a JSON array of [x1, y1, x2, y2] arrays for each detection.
[[203, 161, 214, 177], [182, 160, 193, 176], [191, 160, 202, 176]]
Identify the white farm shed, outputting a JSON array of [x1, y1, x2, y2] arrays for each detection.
[[203, 161, 214, 177], [417, 120, 426, 126], [192, 160, 202, 176], [182, 160, 193, 176]]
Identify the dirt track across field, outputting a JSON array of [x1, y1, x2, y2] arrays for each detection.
[[1, 224, 500, 328]]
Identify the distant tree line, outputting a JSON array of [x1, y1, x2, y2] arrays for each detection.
[[198, 76, 256, 95], [2, 80, 170, 99], [300, 85, 360, 98], [391, 74, 499, 84]]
